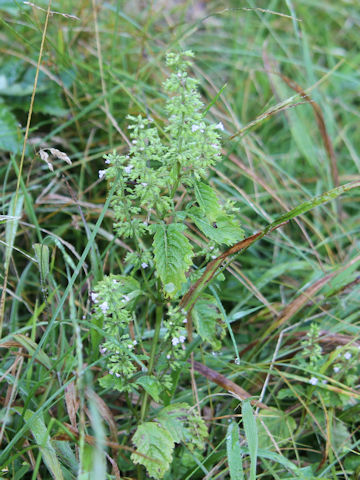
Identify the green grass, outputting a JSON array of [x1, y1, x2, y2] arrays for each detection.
[[1, 1, 360, 479]]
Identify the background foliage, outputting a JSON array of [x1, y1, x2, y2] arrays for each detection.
[[1, 0, 359, 479]]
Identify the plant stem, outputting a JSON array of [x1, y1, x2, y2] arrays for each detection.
[[140, 304, 163, 422]]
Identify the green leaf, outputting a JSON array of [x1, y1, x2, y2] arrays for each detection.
[[135, 376, 163, 402], [189, 208, 244, 245], [226, 422, 244, 480], [257, 408, 296, 449], [239, 447, 310, 478], [151, 223, 193, 297], [156, 403, 208, 450], [265, 181, 360, 233], [192, 294, 223, 349], [14, 409, 64, 480], [242, 400, 258, 480], [194, 182, 222, 222], [33, 243, 50, 284], [0, 101, 23, 153], [131, 422, 175, 479]]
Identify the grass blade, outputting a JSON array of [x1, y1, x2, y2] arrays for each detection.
[[242, 400, 258, 480], [226, 421, 245, 480]]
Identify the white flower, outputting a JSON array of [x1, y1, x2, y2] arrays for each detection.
[[344, 352, 352, 360], [133, 340, 137, 346], [141, 182, 148, 187], [122, 295, 130, 303], [191, 125, 200, 132], [211, 144, 220, 149], [166, 354, 171, 359], [127, 343, 134, 349], [124, 165, 133, 174], [172, 337, 180, 346], [309, 377, 318, 386], [234, 358, 240, 365], [141, 262, 148, 269], [90, 292, 99, 303], [215, 122, 224, 131], [100, 301, 109, 313], [132, 140, 137, 144], [99, 346, 107, 354], [333, 366, 340, 373], [182, 318, 187, 324], [105, 158, 111, 164], [98, 170, 106, 179], [115, 372, 121, 378], [179, 335, 186, 344], [322, 379, 328, 384]]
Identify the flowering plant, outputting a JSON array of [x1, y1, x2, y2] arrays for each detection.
[[91, 51, 244, 478]]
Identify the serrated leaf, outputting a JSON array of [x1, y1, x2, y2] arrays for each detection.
[[151, 223, 193, 297], [226, 422, 244, 480], [192, 294, 223, 349], [131, 422, 175, 479], [156, 403, 207, 450], [194, 182, 222, 221], [242, 400, 258, 480], [156, 403, 189, 444], [135, 376, 162, 402], [189, 208, 244, 245]]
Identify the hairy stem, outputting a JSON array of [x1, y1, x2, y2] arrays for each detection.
[[140, 304, 163, 422]]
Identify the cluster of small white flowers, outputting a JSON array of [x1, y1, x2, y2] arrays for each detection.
[[215, 122, 224, 131], [127, 340, 137, 350], [141, 182, 148, 187], [191, 125, 200, 132], [309, 376, 318, 386], [171, 335, 186, 346], [344, 352, 352, 360], [99, 345, 107, 354], [90, 292, 99, 303], [99, 301, 109, 314], [124, 165, 133, 174], [333, 366, 340, 373], [98, 170, 106, 179], [141, 262, 148, 269], [121, 294, 130, 303]]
